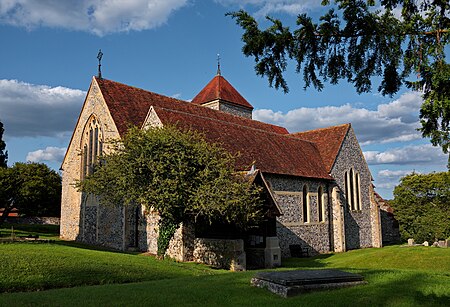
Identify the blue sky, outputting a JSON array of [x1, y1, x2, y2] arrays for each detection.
[[0, 0, 448, 199]]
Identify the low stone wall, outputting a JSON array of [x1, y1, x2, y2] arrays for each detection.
[[4, 217, 60, 225], [193, 238, 246, 271]]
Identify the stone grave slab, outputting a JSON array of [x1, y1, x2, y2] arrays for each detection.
[[251, 269, 366, 297]]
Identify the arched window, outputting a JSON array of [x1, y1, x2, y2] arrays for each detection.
[[318, 186, 325, 222], [355, 173, 361, 210], [349, 168, 355, 210], [81, 116, 103, 180], [345, 168, 362, 211], [302, 185, 310, 223]]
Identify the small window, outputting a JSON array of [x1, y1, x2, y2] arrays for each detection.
[[302, 185, 310, 223], [355, 173, 361, 210], [318, 186, 325, 222]]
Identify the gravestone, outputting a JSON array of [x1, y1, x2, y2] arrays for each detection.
[[251, 269, 366, 297], [408, 238, 414, 246]]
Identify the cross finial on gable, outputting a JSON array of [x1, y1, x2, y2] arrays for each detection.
[[97, 49, 103, 79]]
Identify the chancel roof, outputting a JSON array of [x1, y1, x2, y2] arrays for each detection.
[[95, 77, 331, 179], [291, 124, 350, 172], [191, 74, 254, 110]]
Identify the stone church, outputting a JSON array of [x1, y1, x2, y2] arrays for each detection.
[[60, 71, 385, 270]]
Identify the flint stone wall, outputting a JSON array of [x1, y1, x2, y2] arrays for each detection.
[[330, 127, 375, 250], [200, 100, 252, 119], [60, 79, 120, 241], [3, 217, 60, 225], [192, 238, 246, 270], [264, 174, 331, 257]]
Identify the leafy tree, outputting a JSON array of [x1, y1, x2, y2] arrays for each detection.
[[79, 126, 263, 257], [0, 162, 62, 225], [0, 121, 7, 168], [228, 1, 450, 163], [392, 172, 450, 242]]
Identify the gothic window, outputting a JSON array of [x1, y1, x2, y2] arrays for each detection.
[[355, 173, 361, 210], [302, 184, 310, 223], [318, 186, 325, 222], [81, 116, 103, 180], [345, 168, 362, 211]]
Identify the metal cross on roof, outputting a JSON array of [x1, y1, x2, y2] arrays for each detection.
[[217, 53, 221, 76], [97, 49, 103, 79]]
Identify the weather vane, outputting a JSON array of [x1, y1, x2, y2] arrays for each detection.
[[97, 49, 103, 79], [217, 53, 221, 76]]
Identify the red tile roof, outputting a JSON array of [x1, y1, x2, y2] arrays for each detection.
[[152, 106, 331, 179], [95, 77, 286, 136], [191, 74, 254, 110], [95, 77, 331, 179], [291, 124, 350, 172]]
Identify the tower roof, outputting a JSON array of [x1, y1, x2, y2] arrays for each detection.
[[191, 74, 254, 110]]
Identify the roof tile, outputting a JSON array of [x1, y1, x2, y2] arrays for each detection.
[[191, 75, 254, 109], [291, 124, 350, 172]]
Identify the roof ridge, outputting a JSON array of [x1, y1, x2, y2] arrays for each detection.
[[292, 123, 350, 135], [96, 77, 288, 135], [95, 76, 187, 104], [153, 105, 319, 146]]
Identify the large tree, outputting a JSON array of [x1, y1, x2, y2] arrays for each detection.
[[392, 172, 450, 242], [0, 121, 7, 168], [79, 126, 263, 257], [0, 162, 62, 225], [229, 1, 450, 163]]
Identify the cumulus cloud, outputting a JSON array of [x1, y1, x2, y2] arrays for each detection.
[[0, 0, 188, 35], [374, 169, 418, 190], [216, 0, 322, 16], [26, 146, 66, 163], [0, 79, 85, 138], [363, 144, 447, 166], [254, 91, 423, 145]]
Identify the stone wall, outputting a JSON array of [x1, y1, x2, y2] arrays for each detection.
[[192, 238, 246, 270], [3, 217, 60, 225], [265, 174, 332, 257], [330, 127, 376, 250], [200, 100, 252, 119], [219, 102, 252, 119], [60, 78, 121, 241]]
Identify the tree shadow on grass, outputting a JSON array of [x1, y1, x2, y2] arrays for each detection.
[[281, 254, 334, 268]]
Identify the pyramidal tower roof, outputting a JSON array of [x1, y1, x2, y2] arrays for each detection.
[[191, 73, 254, 110]]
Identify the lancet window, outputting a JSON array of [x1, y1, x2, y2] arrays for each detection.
[[81, 116, 103, 180], [344, 168, 361, 211], [302, 184, 310, 223]]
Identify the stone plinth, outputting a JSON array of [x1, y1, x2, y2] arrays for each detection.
[[251, 269, 366, 297]]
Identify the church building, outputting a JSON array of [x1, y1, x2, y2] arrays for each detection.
[[60, 70, 383, 270]]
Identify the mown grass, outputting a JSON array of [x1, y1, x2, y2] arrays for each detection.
[[0, 226, 449, 306], [0, 223, 60, 240]]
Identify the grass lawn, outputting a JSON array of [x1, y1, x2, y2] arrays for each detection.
[[0, 224, 449, 306]]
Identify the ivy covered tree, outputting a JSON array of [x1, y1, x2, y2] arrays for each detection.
[[0, 121, 7, 168], [229, 1, 450, 163], [0, 162, 62, 225], [79, 126, 263, 257], [392, 172, 450, 242]]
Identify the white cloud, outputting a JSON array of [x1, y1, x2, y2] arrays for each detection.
[[216, 0, 322, 16], [0, 79, 85, 138], [0, 0, 188, 35], [378, 169, 418, 178], [254, 91, 423, 145], [363, 144, 448, 166], [374, 169, 418, 190], [26, 146, 66, 163]]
